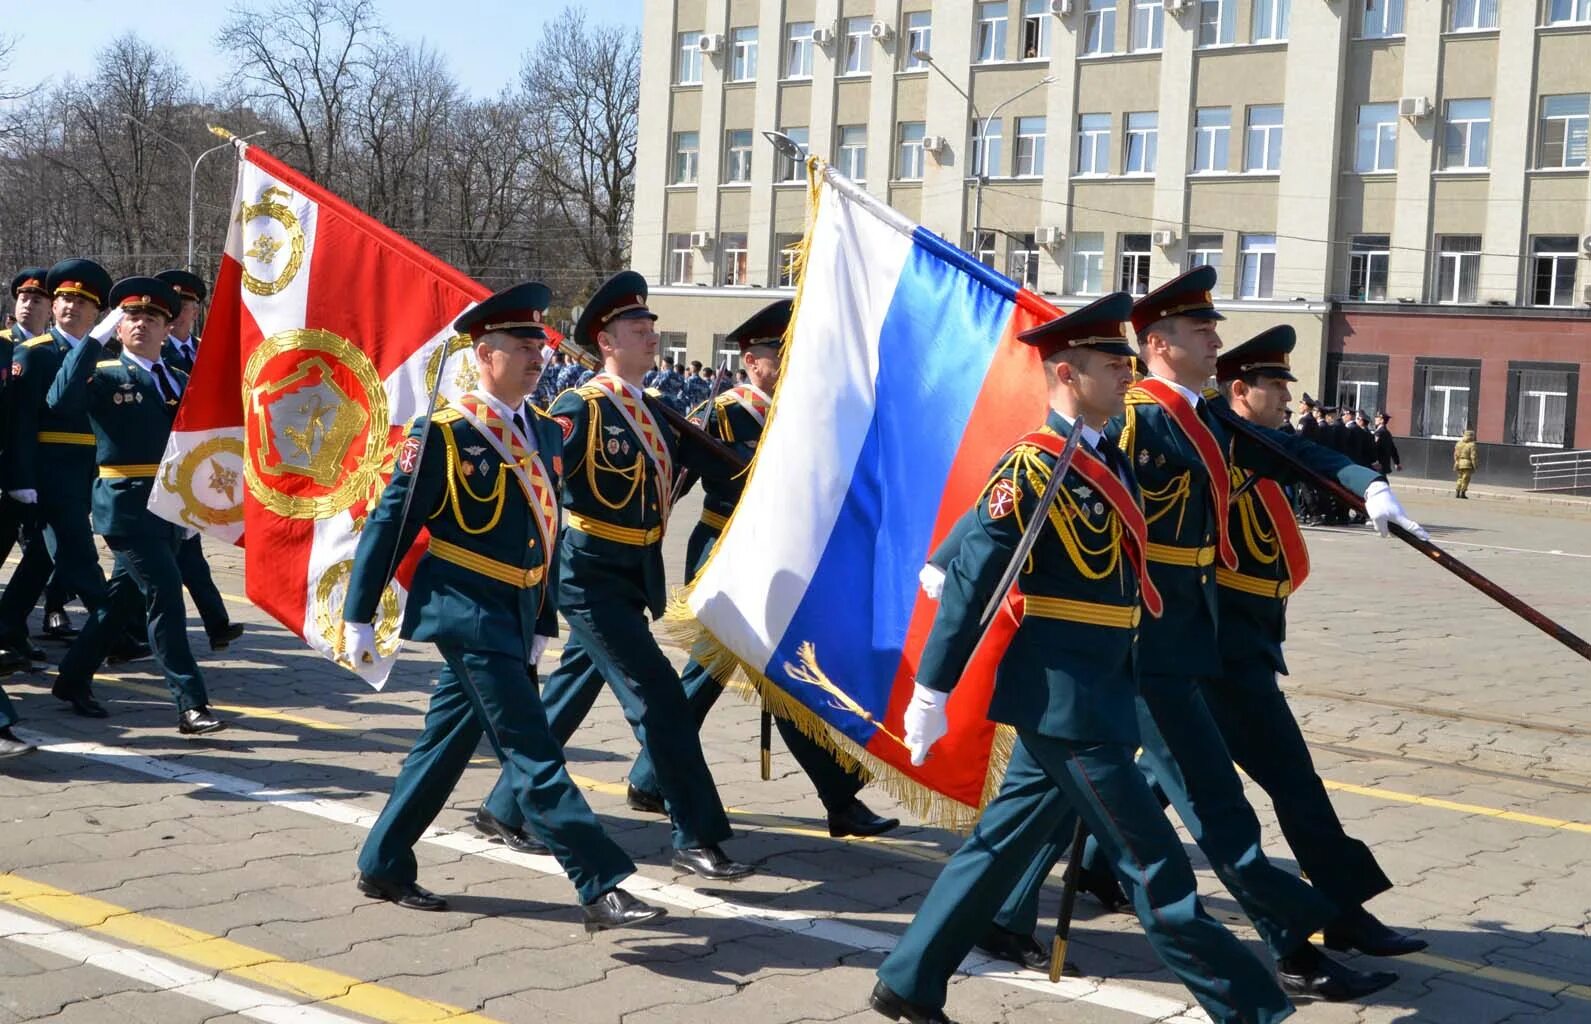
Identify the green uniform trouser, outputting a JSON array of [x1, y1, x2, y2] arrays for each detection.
[[0, 685, 16, 729], [877, 734, 1293, 1024], [358, 646, 633, 904], [0, 500, 106, 646], [177, 534, 230, 636], [1455, 468, 1473, 496]]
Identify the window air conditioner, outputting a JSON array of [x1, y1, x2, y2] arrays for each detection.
[[1035, 226, 1065, 247], [1164, 0, 1190, 13], [921, 135, 949, 155], [870, 20, 894, 42], [689, 231, 712, 249], [1581, 235, 1591, 255], [1398, 96, 1432, 119], [811, 26, 834, 47], [697, 34, 723, 55], [1152, 229, 1176, 247], [1049, 0, 1074, 15]]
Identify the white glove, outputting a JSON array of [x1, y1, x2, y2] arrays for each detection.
[[531, 634, 550, 664], [1363, 480, 1429, 541], [6, 489, 36, 505], [903, 682, 951, 767], [918, 563, 946, 601], [342, 621, 377, 668]]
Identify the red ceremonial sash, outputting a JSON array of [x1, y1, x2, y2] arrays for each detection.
[[1129, 378, 1237, 570], [453, 393, 560, 557], [1020, 430, 1164, 619], [727, 384, 770, 426], [588, 373, 676, 522], [1252, 476, 1311, 591]]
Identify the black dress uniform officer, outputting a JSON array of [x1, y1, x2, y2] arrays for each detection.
[[0, 259, 115, 674], [476, 271, 754, 882], [0, 268, 53, 665], [154, 269, 244, 652], [873, 294, 1294, 1024], [1106, 267, 1422, 999], [1212, 327, 1425, 956], [626, 299, 897, 839], [342, 282, 665, 930], [45, 277, 224, 732]]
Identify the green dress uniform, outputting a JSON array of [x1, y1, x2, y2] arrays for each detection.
[[0, 261, 115, 652], [45, 279, 211, 716], [0, 308, 23, 730], [481, 272, 740, 867], [874, 295, 1294, 1024], [1102, 270, 1381, 963]]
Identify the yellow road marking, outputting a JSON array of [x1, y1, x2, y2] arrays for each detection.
[[0, 872, 500, 1023], [1321, 778, 1591, 835]]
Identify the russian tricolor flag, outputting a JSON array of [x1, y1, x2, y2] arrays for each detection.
[[681, 164, 1066, 824]]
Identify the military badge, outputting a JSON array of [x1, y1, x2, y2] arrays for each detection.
[[1155, 453, 1166, 467], [113, 393, 124, 405], [463, 445, 486, 456], [1071, 485, 1092, 501], [605, 425, 624, 436], [1094, 501, 1105, 516], [396, 435, 423, 473], [554, 415, 574, 440], [478, 459, 491, 477], [607, 438, 620, 455], [9, 362, 20, 379], [461, 461, 474, 477], [1137, 449, 1150, 466], [134, 392, 144, 403], [552, 455, 562, 475], [987, 479, 1019, 520], [621, 440, 631, 455]]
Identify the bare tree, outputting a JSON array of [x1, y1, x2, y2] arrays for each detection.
[[351, 41, 457, 229]]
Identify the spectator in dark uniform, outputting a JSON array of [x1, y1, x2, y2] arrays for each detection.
[[1372, 413, 1401, 474]]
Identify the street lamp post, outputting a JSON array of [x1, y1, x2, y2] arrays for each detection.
[[122, 116, 264, 269], [911, 50, 1052, 265]]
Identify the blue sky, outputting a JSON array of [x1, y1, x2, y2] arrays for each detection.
[[4, 0, 645, 98]]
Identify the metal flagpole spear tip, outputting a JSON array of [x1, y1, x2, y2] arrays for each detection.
[[762, 130, 807, 164]]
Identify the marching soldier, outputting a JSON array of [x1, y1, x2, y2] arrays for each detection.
[[154, 269, 245, 651], [0, 259, 116, 682], [473, 271, 755, 882], [625, 299, 898, 839], [1211, 326, 1425, 955], [341, 281, 665, 930], [45, 277, 225, 732], [873, 293, 1295, 1024], [1453, 429, 1477, 498]]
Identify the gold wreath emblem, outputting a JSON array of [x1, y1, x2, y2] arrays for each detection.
[[243, 328, 390, 521], [239, 185, 306, 297], [161, 436, 246, 528], [424, 332, 479, 396], [315, 559, 402, 660]]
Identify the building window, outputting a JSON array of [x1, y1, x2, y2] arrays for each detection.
[[1442, 98, 1491, 169], [775, 233, 802, 288], [1450, 0, 1498, 31], [837, 125, 867, 181], [671, 132, 699, 184], [1119, 233, 1152, 295], [968, 229, 996, 269], [730, 27, 758, 81], [1023, 0, 1052, 58], [1355, 102, 1398, 172], [724, 129, 753, 182], [1245, 105, 1283, 172], [1333, 358, 1386, 416], [904, 12, 932, 69], [842, 16, 871, 74], [1132, 0, 1164, 50], [1124, 112, 1158, 174], [1070, 232, 1105, 295], [1347, 235, 1390, 300], [1077, 113, 1110, 175], [1433, 235, 1481, 303], [1415, 363, 1476, 440], [667, 234, 693, 285], [1538, 94, 1590, 169], [1015, 116, 1047, 177], [1009, 232, 1040, 287], [897, 122, 926, 180], [1253, 0, 1290, 41], [976, 2, 1008, 63], [1547, 0, 1591, 25], [660, 332, 688, 367], [1508, 365, 1573, 447], [1360, 0, 1403, 38], [777, 127, 809, 182], [785, 22, 814, 79], [1199, 0, 1236, 46], [1186, 233, 1223, 272], [1238, 234, 1276, 298], [972, 118, 1004, 176], [1084, 0, 1116, 55], [1193, 107, 1231, 172], [719, 233, 749, 286], [1530, 236, 1579, 306], [677, 31, 703, 85]]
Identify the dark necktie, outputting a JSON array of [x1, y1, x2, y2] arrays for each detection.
[[181, 342, 195, 364], [511, 410, 528, 441], [1095, 434, 1130, 487], [151, 361, 180, 405]]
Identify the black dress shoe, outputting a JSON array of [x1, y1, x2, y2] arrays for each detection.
[[0, 728, 37, 758], [869, 980, 956, 1023], [974, 924, 1071, 974], [671, 844, 755, 880], [468, 807, 549, 854], [1278, 944, 1398, 1001], [42, 610, 77, 639], [1079, 863, 1130, 914], [1323, 906, 1428, 957], [357, 873, 448, 911], [625, 783, 667, 815], [53, 689, 108, 718], [178, 707, 226, 734], [208, 623, 245, 651], [581, 887, 667, 932], [827, 798, 901, 838], [9, 640, 49, 665], [107, 640, 153, 665], [0, 649, 29, 674]]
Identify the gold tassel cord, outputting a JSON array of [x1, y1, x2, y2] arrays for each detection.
[[782, 642, 907, 749]]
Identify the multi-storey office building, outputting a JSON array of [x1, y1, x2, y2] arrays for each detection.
[[634, 1, 1591, 484]]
